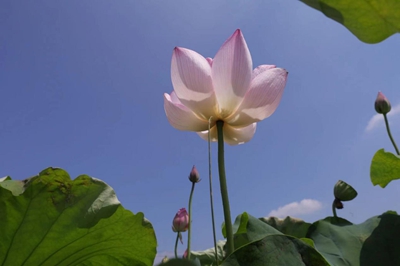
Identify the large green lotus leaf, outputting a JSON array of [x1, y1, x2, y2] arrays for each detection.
[[0, 167, 157, 266], [300, 0, 400, 43], [259, 216, 311, 238], [0, 176, 27, 196], [370, 149, 400, 188], [189, 240, 226, 266], [221, 235, 329, 266], [228, 212, 282, 250], [307, 213, 400, 266], [222, 212, 250, 238]]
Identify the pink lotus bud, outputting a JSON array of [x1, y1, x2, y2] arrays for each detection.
[[172, 208, 189, 232], [375, 92, 391, 114], [183, 249, 188, 259], [188, 165, 200, 183]]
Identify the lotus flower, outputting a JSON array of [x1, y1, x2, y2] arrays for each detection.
[[172, 208, 189, 233], [164, 29, 288, 145], [375, 91, 391, 114], [188, 165, 200, 183]]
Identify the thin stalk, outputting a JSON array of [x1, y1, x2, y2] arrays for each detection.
[[332, 201, 337, 218], [216, 120, 234, 256], [208, 117, 218, 264], [187, 182, 195, 260], [383, 114, 400, 155], [174, 233, 179, 259]]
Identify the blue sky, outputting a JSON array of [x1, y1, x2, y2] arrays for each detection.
[[2, 0, 400, 264]]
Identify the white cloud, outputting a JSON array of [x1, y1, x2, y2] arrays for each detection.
[[268, 199, 322, 218], [365, 104, 400, 132]]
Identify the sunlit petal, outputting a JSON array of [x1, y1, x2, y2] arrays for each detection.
[[197, 123, 257, 145], [227, 68, 288, 126], [212, 29, 252, 118], [164, 93, 209, 131], [206, 57, 213, 66], [197, 125, 218, 142], [223, 123, 257, 145], [171, 47, 216, 119], [251, 65, 276, 79]]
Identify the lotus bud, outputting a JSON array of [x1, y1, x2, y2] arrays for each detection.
[[188, 165, 200, 183], [172, 208, 189, 233], [375, 92, 391, 114], [334, 180, 357, 201]]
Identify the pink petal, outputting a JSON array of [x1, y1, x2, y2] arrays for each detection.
[[197, 123, 257, 145], [212, 29, 252, 118], [206, 57, 213, 66], [164, 93, 210, 131], [227, 68, 288, 127], [251, 65, 276, 79], [171, 47, 216, 119]]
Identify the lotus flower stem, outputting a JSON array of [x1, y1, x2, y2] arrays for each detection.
[[174, 233, 179, 259], [216, 120, 234, 256], [208, 117, 218, 265], [383, 114, 400, 155], [208, 117, 218, 264], [187, 182, 195, 260]]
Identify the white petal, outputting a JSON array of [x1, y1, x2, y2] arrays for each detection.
[[171, 47, 216, 119], [164, 93, 209, 131], [227, 68, 288, 127], [223, 123, 257, 145], [212, 29, 252, 118], [197, 125, 218, 142], [197, 123, 257, 145]]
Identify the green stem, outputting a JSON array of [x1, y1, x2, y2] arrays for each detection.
[[174, 233, 179, 259], [383, 114, 400, 155], [332, 200, 337, 218], [187, 182, 195, 260], [208, 117, 218, 264], [216, 120, 234, 257]]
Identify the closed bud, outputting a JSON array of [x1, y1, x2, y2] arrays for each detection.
[[188, 165, 200, 183], [172, 208, 189, 233], [334, 180, 357, 201], [375, 92, 391, 114]]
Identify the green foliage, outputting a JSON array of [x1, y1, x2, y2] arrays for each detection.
[[222, 235, 329, 266], [190, 240, 226, 266], [222, 212, 250, 238], [0, 167, 157, 266], [300, 0, 400, 43], [229, 213, 281, 250], [0, 176, 27, 196], [223, 213, 328, 265], [259, 216, 311, 238], [308, 213, 400, 266], [210, 213, 328, 265], [195, 213, 400, 265], [370, 149, 400, 188]]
